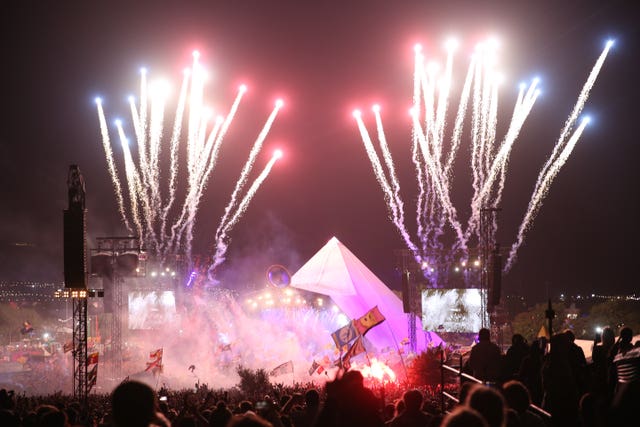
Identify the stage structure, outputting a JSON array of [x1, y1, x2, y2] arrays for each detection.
[[91, 237, 145, 380]]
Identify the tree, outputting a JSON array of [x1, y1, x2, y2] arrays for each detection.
[[236, 366, 271, 399], [511, 302, 567, 342], [575, 300, 640, 339]]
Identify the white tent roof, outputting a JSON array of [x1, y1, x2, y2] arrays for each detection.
[[291, 236, 442, 352]]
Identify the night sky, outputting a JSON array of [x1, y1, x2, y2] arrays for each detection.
[[1, 0, 638, 301]]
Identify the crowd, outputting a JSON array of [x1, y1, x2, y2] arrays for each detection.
[[0, 326, 637, 427]]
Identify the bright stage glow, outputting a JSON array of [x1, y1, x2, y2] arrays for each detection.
[[352, 109, 362, 118], [239, 84, 247, 93], [582, 115, 591, 124], [606, 39, 615, 48], [94, 97, 102, 105], [273, 149, 283, 159], [275, 98, 284, 108], [372, 104, 380, 113], [413, 43, 422, 53], [140, 67, 147, 75]]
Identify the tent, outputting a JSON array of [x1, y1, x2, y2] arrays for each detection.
[[291, 236, 443, 353]]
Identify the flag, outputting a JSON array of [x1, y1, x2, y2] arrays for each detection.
[[87, 364, 98, 391], [218, 343, 232, 352], [146, 347, 163, 374], [331, 321, 358, 349], [21, 321, 34, 335], [354, 306, 385, 335], [308, 360, 320, 376], [63, 341, 74, 353], [269, 360, 294, 377], [342, 336, 366, 368], [87, 352, 99, 365]]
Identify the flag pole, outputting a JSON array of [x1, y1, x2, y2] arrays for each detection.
[[384, 320, 409, 382]]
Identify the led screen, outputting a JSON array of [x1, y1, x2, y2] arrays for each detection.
[[128, 291, 177, 330], [421, 288, 487, 333]]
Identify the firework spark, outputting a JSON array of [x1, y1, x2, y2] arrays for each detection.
[[96, 51, 283, 277], [355, 38, 612, 284]]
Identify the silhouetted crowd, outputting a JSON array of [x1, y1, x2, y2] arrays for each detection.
[[0, 326, 638, 427]]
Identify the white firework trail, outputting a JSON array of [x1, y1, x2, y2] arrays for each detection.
[[506, 116, 591, 270], [159, 69, 190, 252], [96, 51, 283, 276], [215, 99, 283, 243], [209, 151, 283, 276], [95, 99, 131, 232], [354, 37, 611, 285], [534, 40, 613, 195], [114, 120, 144, 239]]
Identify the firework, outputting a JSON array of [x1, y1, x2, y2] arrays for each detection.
[[354, 38, 612, 283], [96, 51, 283, 276]]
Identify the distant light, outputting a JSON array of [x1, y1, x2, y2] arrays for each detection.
[[532, 76, 540, 85], [94, 97, 103, 105], [273, 149, 283, 159], [239, 84, 247, 93], [596, 326, 603, 333], [519, 82, 526, 90], [43, 333, 50, 340], [317, 298, 323, 306], [474, 260, 481, 267], [114, 119, 122, 127], [606, 39, 615, 48], [192, 50, 200, 59], [421, 261, 429, 269], [372, 104, 381, 113], [352, 109, 362, 118], [408, 108, 416, 117], [413, 43, 422, 53], [582, 115, 591, 124], [127, 95, 135, 103], [454, 267, 460, 272], [140, 67, 147, 75]]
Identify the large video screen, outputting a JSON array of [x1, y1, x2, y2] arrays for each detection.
[[128, 291, 177, 330], [421, 289, 486, 333]]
